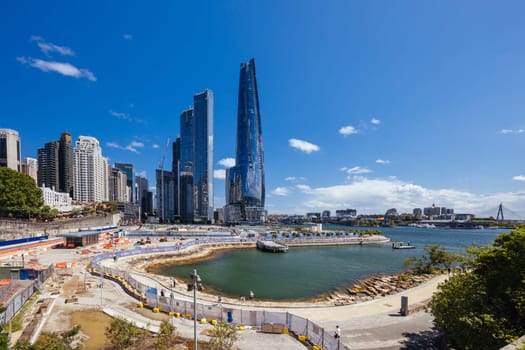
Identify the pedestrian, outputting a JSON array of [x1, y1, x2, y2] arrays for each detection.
[[250, 290, 254, 299], [334, 325, 341, 339]]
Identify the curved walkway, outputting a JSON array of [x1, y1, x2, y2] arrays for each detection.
[[92, 239, 448, 349]]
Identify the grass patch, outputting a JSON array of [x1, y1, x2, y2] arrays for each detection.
[[3, 290, 41, 332]]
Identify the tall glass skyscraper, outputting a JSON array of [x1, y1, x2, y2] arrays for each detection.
[[225, 59, 266, 224], [178, 90, 214, 223]]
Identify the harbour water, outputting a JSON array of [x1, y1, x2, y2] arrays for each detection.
[[154, 226, 509, 300]]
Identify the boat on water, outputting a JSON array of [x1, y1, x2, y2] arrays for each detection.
[[392, 241, 416, 249]]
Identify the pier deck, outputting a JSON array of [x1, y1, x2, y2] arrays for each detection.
[[256, 240, 289, 253]]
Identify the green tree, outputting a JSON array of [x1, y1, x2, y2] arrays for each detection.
[[207, 321, 238, 350], [0, 167, 43, 217], [429, 228, 525, 349], [12, 339, 32, 350], [155, 320, 176, 350], [33, 325, 83, 350], [105, 317, 148, 350], [404, 244, 458, 274], [0, 333, 8, 350]]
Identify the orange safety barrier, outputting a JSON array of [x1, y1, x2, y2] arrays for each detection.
[[55, 262, 67, 268], [0, 279, 11, 286]]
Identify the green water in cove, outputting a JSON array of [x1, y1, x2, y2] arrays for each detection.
[[154, 226, 508, 300]]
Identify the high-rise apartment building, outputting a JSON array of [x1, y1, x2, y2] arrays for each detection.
[[0, 128, 21, 172], [58, 132, 74, 197], [21, 157, 38, 182], [224, 59, 266, 224], [115, 163, 135, 203], [38, 141, 59, 189], [74, 136, 108, 202], [37, 132, 74, 196]]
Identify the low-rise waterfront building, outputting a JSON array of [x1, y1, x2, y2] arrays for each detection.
[[41, 186, 73, 211]]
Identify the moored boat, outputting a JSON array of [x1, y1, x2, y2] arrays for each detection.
[[392, 241, 416, 249]]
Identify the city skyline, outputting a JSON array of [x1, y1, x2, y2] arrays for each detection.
[[1, 2, 525, 218]]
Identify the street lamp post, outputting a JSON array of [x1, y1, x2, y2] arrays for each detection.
[[191, 269, 203, 350]]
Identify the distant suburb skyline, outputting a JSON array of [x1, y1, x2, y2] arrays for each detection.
[[1, 1, 524, 218]]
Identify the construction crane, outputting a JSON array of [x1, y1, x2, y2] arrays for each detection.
[[158, 137, 170, 222]]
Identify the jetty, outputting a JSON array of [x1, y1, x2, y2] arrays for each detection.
[[256, 240, 289, 253]]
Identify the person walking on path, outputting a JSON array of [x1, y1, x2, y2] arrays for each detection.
[[334, 325, 341, 339]]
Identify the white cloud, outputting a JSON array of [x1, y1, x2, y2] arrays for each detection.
[[296, 184, 312, 192], [110, 110, 130, 121], [513, 175, 525, 181], [272, 187, 291, 196], [339, 125, 358, 136], [297, 177, 525, 219], [131, 141, 144, 148], [376, 159, 391, 165], [344, 166, 372, 175], [31, 36, 75, 56], [109, 110, 146, 124], [106, 141, 141, 154], [289, 138, 320, 154], [214, 169, 226, 179], [218, 157, 236, 168], [501, 129, 524, 134], [17, 56, 96, 81], [137, 170, 147, 177], [152, 144, 159, 149], [123, 34, 133, 40], [371, 118, 381, 125], [285, 176, 306, 182]]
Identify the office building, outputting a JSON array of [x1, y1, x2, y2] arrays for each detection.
[[114, 163, 135, 203], [0, 128, 21, 172], [224, 59, 266, 224], [172, 137, 181, 220], [177, 90, 214, 224], [109, 167, 128, 202], [135, 175, 150, 221], [73, 136, 108, 202], [156, 169, 175, 222], [21, 157, 38, 182]]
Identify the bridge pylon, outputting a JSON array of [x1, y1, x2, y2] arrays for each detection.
[[496, 203, 504, 221]]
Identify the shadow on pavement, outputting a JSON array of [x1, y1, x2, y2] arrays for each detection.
[[399, 328, 446, 350]]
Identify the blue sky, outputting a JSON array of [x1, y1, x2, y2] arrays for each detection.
[[2, 1, 525, 218]]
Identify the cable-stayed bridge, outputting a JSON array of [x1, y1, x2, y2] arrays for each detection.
[[477, 204, 524, 221]]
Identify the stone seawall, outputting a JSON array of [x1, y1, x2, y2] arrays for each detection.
[[0, 213, 121, 239]]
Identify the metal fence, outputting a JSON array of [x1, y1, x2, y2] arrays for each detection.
[[91, 240, 349, 350], [0, 282, 36, 325]]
